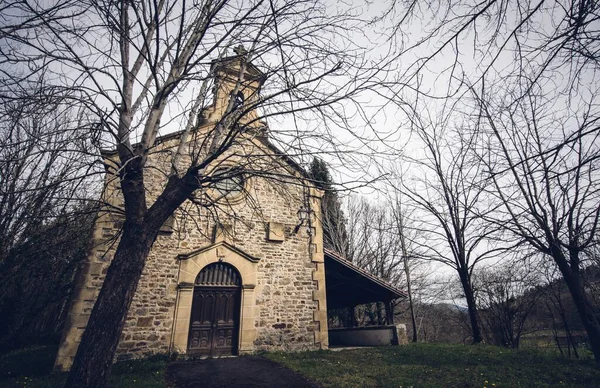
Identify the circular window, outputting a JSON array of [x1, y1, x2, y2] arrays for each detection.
[[210, 168, 245, 202]]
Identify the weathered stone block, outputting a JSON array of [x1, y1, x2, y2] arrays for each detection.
[[89, 263, 103, 276], [267, 222, 285, 242], [73, 314, 90, 329], [136, 317, 153, 327]]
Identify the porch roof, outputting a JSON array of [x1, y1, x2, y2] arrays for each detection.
[[324, 249, 407, 309]]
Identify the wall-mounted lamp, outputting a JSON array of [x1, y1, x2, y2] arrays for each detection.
[[293, 207, 313, 234]]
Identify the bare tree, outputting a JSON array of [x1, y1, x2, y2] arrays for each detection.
[[474, 260, 541, 348], [471, 71, 600, 360], [344, 196, 404, 283], [539, 263, 583, 358], [0, 79, 100, 262], [389, 193, 420, 341], [338, 194, 435, 333], [0, 1, 386, 385], [389, 105, 509, 344], [349, 197, 403, 324], [333, 196, 403, 325], [0, 72, 101, 351], [376, 0, 600, 360], [0, 203, 97, 350]]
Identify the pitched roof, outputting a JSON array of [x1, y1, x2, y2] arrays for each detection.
[[324, 248, 407, 309]]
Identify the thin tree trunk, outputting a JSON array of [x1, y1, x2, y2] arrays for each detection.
[[403, 255, 418, 342], [560, 310, 579, 359], [553, 282, 579, 358], [550, 316, 565, 356], [396, 204, 417, 342]]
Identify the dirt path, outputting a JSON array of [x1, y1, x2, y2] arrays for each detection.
[[166, 356, 321, 388]]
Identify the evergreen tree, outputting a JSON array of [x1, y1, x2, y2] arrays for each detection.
[[308, 158, 350, 260]]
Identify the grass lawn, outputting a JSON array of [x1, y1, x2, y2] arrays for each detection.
[[1, 343, 599, 387], [0, 346, 168, 388], [266, 343, 600, 387]]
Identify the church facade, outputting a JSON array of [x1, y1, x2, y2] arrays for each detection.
[[54, 54, 405, 371]]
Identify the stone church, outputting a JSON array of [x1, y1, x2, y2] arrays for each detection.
[[54, 53, 406, 371]]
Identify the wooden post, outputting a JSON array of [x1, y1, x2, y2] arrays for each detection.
[[350, 305, 357, 327], [385, 300, 394, 325]]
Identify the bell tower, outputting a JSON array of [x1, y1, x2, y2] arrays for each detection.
[[202, 46, 266, 130]]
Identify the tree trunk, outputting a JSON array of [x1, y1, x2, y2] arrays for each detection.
[[459, 269, 483, 344], [552, 246, 600, 362], [403, 255, 418, 342], [550, 317, 565, 356], [64, 221, 158, 388], [64, 167, 198, 386]]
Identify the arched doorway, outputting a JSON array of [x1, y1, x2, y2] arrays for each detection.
[[188, 262, 241, 356]]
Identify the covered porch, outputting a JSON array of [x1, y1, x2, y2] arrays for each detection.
[[324, 249, 407, 347]]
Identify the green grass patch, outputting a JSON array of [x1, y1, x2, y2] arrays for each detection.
[[265, 343, 600, 387], [0, 346, 168, 387], [2, 343, 599, 387]]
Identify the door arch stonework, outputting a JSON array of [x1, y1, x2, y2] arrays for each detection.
[[171, 242, 259, 354]]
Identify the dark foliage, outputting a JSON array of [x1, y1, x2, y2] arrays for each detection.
[[0, 205, 97, 351]]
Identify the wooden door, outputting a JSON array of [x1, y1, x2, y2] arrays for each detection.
[[210, 288, 239, 355], [188, 263, 241, 356]]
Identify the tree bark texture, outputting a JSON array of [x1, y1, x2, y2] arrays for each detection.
[[459, 268, 483, 344], [64, 221, 157, 388]]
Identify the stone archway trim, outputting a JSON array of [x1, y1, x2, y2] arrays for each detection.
[[177, 241, 260, 263], [171, 242, 260, 354]]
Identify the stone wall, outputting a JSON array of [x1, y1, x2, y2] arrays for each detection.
[[54, 133, 328, 370]]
